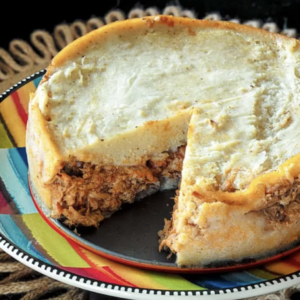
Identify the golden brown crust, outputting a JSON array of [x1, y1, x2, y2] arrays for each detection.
[[46, 16, 300, 74], [26, 94, 63, 208]]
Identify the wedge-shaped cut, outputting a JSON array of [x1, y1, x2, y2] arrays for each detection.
[[26, 15, 300, 267]]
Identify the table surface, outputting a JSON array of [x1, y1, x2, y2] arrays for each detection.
[[1, 0, 300, 47]]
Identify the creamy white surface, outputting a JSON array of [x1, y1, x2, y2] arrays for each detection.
[[33, 28, 300, 190]]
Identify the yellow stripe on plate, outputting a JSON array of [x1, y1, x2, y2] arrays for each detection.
[[0, 96, 25, 147], [18, 81, 36, 114]]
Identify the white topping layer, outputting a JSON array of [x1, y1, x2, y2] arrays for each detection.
[[33, 27, 300, 190]]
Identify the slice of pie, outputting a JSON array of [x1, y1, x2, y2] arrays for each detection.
[[26, 15, 300, 267]]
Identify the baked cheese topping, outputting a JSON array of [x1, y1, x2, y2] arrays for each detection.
[[32, 22, 300, 191]]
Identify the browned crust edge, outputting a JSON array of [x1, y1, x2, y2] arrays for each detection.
[[42, 16, 300, 81]]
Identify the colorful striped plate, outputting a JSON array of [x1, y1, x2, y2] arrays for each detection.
[[1, 71, 300, 299]]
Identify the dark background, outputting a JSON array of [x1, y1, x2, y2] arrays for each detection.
[[1, 0, 300, 49]]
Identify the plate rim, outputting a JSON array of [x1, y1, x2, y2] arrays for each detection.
[[1, 232, 300, 300], [0, 70, 46, 104], [1, 70, 300, 298]]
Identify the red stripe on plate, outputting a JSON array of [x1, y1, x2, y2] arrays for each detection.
[[282, 256, 300, 269], [67, 239, 135, 286], [61, 266, 126, 285], [11, 91, 28, 125], [0, 191, 14, 215], [103, 266, 138, 287]]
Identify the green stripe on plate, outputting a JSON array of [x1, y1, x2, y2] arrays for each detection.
[[22, 214, 89, 268], [147, 272, 205, 290], [0, 121, 13, 148], [249, 268, 278, 280]]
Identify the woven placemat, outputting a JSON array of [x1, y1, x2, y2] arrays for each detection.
[[1, 5, 300, 300], [0, 249, 86, 299]]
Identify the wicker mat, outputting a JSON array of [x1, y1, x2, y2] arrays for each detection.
[[1, 5, 300, 300], [0, 249, 86, 300]]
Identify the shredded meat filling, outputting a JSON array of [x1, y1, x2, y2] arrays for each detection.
[[50, 145, 186, 227], [262, 178, 300, 224]]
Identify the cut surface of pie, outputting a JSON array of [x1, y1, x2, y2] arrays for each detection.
[[26, 15, 300, 267]]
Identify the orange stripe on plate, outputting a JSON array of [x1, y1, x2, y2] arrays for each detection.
[[264, 261, 299, 275], [78, 247, 167, 290], [264, 253, 300, 275], [0, 96, 26, 147], [74, 246, 137, 287]]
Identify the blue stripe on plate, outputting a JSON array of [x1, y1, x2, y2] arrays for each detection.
[[220, 271, 263, 285], [0, 148, 36, 214], [33, 76, 42, 88], [15, 147, 28, 167], [0, 214, 52, 265], [8, 148, 29, 195], [183, 270, 263, 289]]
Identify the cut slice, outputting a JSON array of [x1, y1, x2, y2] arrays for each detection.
[[160, 109, 300, 266], [26, 15, 300, 267]]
